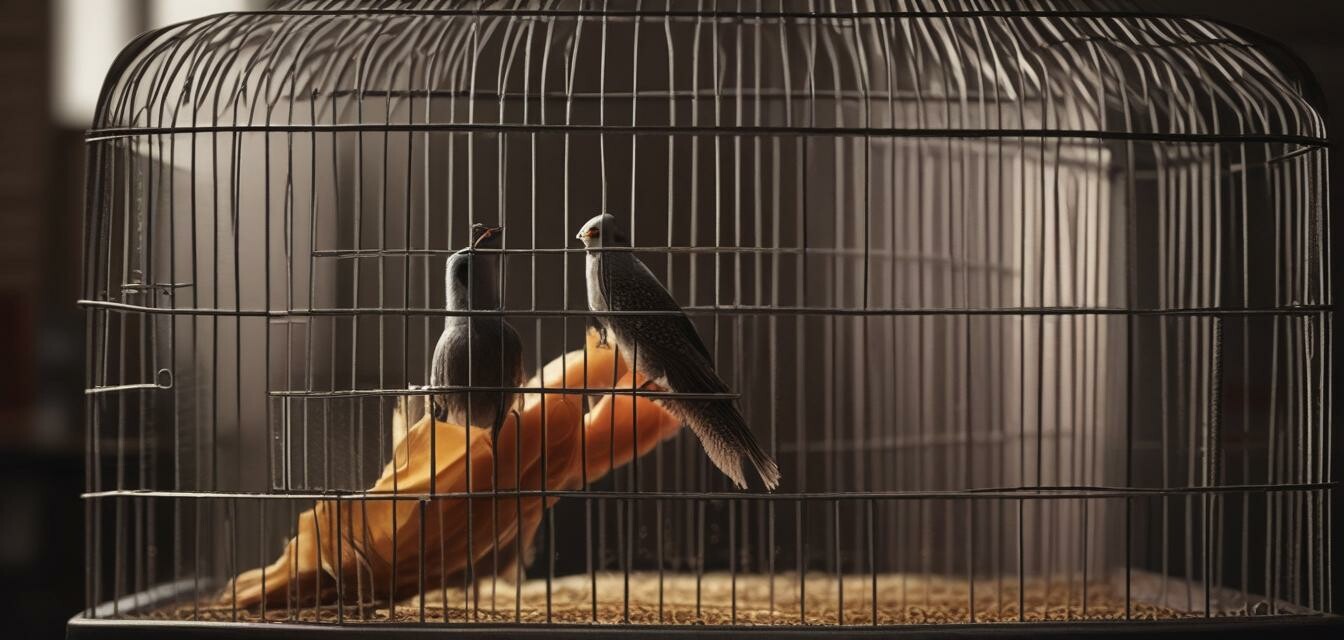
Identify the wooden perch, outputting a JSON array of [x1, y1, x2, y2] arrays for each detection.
[[221, 330, 682, 609]]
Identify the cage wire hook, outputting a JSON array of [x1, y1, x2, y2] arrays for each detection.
[[85, 368, 174, 395]]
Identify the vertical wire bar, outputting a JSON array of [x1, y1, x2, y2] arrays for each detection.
[[1085, 31, 1114, 618], [153, 33, 185, 606], [551, 1, 583, 615], [934, 16, 959, 617], [530, 6, 557, 624], [1117, 21, 1138, 616], [1182, 147, 1196, 615], [906, 13, 932, 613], [188, 34, 207, 620], [1158, 143, 1172, 612], [1010, 22, 1028, 619], [989, 16, 1008, 619], [868, 498, 876, 625], [948, 11, 980, 623], [615, 2, 634, 621], [1040, 98, 1057, 623], [1318, 145, 1332, 614], [658, 1, 676, 619], [628, 1, 645, 622], [748, 2, 766, 610], [81, 131, 100, 624], [1214, 138, 1225, 615], [1323, 310, 1333, 613], [446, 15, 474, 618], [260, 58, 278, 622], [594, 3, 621, 623], [137, 96, 157, 617], [878, 4, 898, 624], [729, 2, 742, 624], [398, 41, 424, 627], [466, 10, 481, 619], [423, 14, 448, 619], [380, 56, 398, 620], [228, 85, 245, 622], [1281, 152, 1298, 609], [1067, 30, 1088, 621], [164, 78, 183, 621], [556, 7, 593, 622], [354, 17, 386, 620], [851, 8, 874, 608], [113, 111, 132, 621], [108, 129, 128, 621], [329, 79, 345, 624], [1304, 157, 1317, 613], [817, 20, 838, 613], [1209, 141, 1223, 617], [687, 10, 704, 600], [1180, 149, 1193, 615], [834, 499, 842, 625], [335, 481, 344, 622], [696, 1, 712, 621], [493, 14, 525, 617], [1267, 143, 1282, 615], [418, 498, 427, 623], [1237, 138, 1252, 614], [767, 4, 786, 624], [1300, 155, 1311, 615], [708, 29, 724, 626], [798, 9, 816, 625], [520, 7, 540, 624]]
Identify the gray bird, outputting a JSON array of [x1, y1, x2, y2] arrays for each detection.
[[577, 213, 781, 490], [430, 223, 525, 439]]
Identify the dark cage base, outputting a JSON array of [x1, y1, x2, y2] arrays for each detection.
[[64, 619, 1344, 640], [68, 576, 1344, 639]]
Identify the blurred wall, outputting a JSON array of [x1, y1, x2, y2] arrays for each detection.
[[0, 3, 80, 639], [1, 3, 266, 637], [0, 0, 49, 437]]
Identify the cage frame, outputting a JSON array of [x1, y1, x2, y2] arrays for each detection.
[[72, 0, 1338, 636]]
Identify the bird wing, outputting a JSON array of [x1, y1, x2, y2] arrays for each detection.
[[430, 328, 452, 386], [606, 254, 715, 366], [502, 319, 528, 406]]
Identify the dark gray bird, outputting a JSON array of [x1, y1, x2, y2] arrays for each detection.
[[430, 224, 525, 439], [577, 213, 780, 490]]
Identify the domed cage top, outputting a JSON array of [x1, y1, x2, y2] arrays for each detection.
[[74, 0, 1333, 636]]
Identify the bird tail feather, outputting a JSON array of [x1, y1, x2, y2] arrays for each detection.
[[665, 399, 780, 491]]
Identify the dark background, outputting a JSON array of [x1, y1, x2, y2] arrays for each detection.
[[0, 1, 1340, 638]]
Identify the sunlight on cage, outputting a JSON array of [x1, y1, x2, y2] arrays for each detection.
[[74, 0, 1331, 635]]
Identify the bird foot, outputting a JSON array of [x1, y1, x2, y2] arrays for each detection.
[[589, 320, 611, 349]]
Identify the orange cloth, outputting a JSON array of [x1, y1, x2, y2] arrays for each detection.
[[224, 330, 682, 608]]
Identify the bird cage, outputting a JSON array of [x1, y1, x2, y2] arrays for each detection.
[[71, 0, 1336, 637]]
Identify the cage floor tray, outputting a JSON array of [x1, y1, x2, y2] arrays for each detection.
[[131, 571, 1256, 626]]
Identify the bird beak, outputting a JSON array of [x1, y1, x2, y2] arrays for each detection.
[[473, 225, 503, 248], [576, 229, 590, 241]]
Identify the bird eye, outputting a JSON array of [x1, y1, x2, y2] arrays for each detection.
[[589, 228, 601, 238]]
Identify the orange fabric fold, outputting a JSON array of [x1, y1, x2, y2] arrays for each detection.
[[223, 330, 682, 608]]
